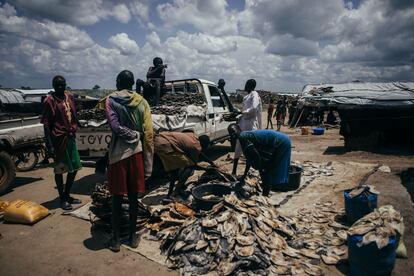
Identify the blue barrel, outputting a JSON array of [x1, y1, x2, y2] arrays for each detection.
[[344, 189, 377, 223], [348, 234, 396, 275]]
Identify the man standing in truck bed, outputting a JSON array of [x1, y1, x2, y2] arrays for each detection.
[[42, 75, 82, 210]]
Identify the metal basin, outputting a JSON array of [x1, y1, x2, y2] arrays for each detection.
[[192, 183, 232, 210]]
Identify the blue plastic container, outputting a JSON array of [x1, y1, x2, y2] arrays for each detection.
[[312, 127, 325, 135], [344, 189, 377, 223], [348, 234, 397, 276]]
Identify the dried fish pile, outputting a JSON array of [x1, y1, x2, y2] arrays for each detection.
[[235, 161, 335, 199], [90, 183, 195, 236], [348, 205, 404, 249], [90, 182, 150, 233], [157, 92, 205, 106], [151, 92, 206, 115], [257, 91, 280, 103], [291, 202, 349, 266], [162, 194, 337, 275], [145, 202, 196, 239], [77, 108, 106, 121], [301, 161, 334, 179]]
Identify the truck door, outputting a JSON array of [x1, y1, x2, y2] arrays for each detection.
[[207, 85, 231, 140]]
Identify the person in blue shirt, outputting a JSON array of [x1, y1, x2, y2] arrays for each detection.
[[228, 123, 291, 196]]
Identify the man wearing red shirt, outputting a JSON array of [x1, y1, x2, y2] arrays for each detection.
[[42, 76, 82, 210]]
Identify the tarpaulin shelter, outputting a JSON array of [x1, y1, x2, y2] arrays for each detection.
[[293, 82, 414, 150], [0, 90, 25, 104], [301, 82, 414, 106]]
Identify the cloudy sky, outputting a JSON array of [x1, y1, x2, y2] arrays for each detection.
[[0, 0, 413, 92]]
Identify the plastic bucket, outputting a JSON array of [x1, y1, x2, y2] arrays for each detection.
[[348, 234, 397, 276], [312, 127, 325, 135], [344, 189, 377, 224], [271, 165, 302, 192]]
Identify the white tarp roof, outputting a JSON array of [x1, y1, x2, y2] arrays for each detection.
[[13, 89, 53, 103], [0, 90, 25, 104], [301, 82, 414, 106], [14, 89, 53, 95]]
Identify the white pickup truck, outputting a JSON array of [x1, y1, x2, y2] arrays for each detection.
[[76, 78, 239, 158], [0, 116, 45, 193]]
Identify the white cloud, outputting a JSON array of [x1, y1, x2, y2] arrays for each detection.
[[112, 4, 131, 24], [175, 32, 238, 55], [129, 0, 150, 26], [0, 3, 94, 51], [8, 0, 141, 25], [108, 33, 140, 56], [239, 0, 344, 41], [266, 35, 319, 56], [157, 0, 238, 35], [8, 0, 108, 25], [146, 31, 161, 48], [0, 0, 413, 92]]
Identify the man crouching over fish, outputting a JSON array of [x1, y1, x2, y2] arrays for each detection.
[[228, 123, 291, 196], [105, 70, 154, 252], [154, 130, 210, 202]]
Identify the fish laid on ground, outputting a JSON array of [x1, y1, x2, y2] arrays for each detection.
[[235, 245, 255, 257], [236, 233, 255, 246], [300, 248, 320, 259], [173, 202, 195, 217], [195, 240, 208, 250], [217, 259, 237, 276], [202, 194, 221, 200], [321, 254, 341, 265], [216, 210, 232, 223], [160, 167, 356, 276], [201, 218, 218, 228]]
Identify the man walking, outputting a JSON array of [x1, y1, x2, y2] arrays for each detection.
[[42, 76, 82, 210], [275, 100, 286, 131], [105, 70, 154, 252], [266, 99, 275, 129]]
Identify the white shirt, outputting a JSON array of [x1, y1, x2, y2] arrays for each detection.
[[239, 90, 263, 131], [234, 90, 262, 158]]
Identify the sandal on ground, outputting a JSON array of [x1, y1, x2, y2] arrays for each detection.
[[67, 196, 82, 204], [108, 239, 121, 252], [60, 201, 73, 211]]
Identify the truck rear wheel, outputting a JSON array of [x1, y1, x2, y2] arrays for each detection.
[[0, 151, 15, 194]]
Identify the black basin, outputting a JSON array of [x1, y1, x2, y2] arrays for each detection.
[[272, 165, 303, 192], [192, 183, 232, 210]]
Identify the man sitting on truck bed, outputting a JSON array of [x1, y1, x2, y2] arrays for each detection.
[[42, 75, 82, 210]]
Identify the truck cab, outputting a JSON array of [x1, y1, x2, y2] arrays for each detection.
[[162, 78, 237, 143]]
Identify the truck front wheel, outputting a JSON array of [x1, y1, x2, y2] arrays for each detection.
[[0, 151, 15, 194]]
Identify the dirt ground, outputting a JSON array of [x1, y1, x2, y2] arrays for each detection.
[[1, 123, 414, 276]]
